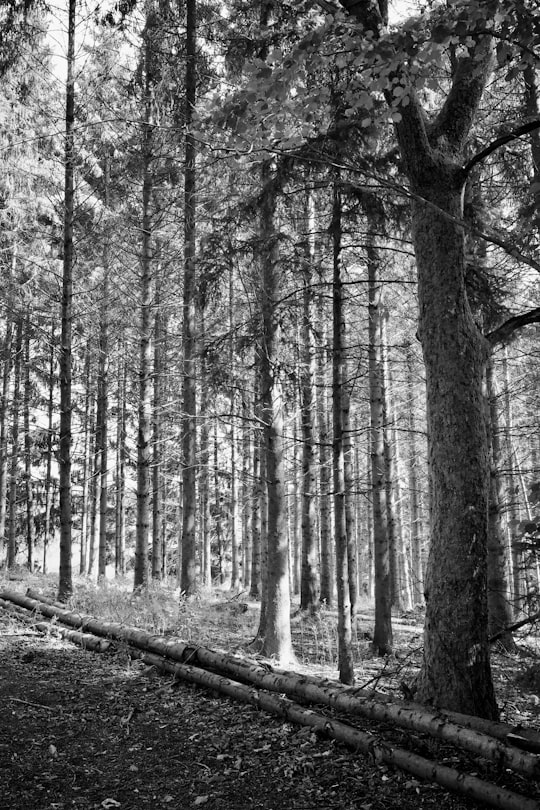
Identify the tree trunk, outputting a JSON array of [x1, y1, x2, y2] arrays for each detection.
[[58, 0, 76, 601], [502, 350, 523, 615], [97, 272, 109, 581], [405, 343, 423, 605], [0, 315, 12, 563], [367, 234, 393, 656], [241, 394, 252, 591], [199, 327, 211, 587], [23, 313, 34, 571], [299, 184, 320, 613], [43, 321, 56, 575], [152, 298, 163, 581], [180, 0, 199, 596], [412, 174, 496, 717], [258, 162, 295, 664], [337, 0, 498, 721], [331, 179, 354, 683], [250, 377, 262, 599], [6, 318, 23, 568], [317, 285, 334, 606], [134, 17, 155, 591], [115, 343, 126, 577], [486, 356, 517, 651]]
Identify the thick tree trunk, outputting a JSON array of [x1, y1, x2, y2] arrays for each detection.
[[331, 180, 354, 683], [413, 177, 496, 717], [337, 0, 498, 720], [58, 0, 76, 601]]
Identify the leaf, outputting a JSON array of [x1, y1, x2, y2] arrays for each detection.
[[194, 797, 209, 806]]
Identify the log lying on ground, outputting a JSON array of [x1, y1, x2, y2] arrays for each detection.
[[22, 588, 539, 748], [0, 597, 114, 653], [5, 605, 536, 810], [6, 589, 540, 773]]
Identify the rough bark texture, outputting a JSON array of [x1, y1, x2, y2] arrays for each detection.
[[259, 162, 295, 664], [58, 0, 76, 601], [367, 236, 392, 656], [180, 0, 199, 596], [337, 0, 500, 720], [331, 180, 354, 683], [134, 21, 155, 591], [299, 186, 320, 613], [486, 356, 517, 651]]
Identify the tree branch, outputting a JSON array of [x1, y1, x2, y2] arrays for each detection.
[[486, 307, 540, 345], [462, 119, 540, 178]]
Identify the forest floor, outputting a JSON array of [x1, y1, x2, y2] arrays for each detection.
[[1, 574, 540, 810]]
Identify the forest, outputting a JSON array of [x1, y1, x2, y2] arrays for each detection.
[[0, 0, 540, 735]]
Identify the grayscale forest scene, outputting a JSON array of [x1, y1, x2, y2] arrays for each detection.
[[1, 1, 540, 808]]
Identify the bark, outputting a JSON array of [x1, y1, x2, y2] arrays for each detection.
[[229, 264, 240, 591], [180, 0, 199, 596], [317, 291, 333, 606], [502, 351, 523, 614], [338, 0, 499, 719], [405, 344, 423, 605], [249, 376, 262, 599], [96, 265, 109, 581], [299, 184, 320, 613], [241, 394, 252, 591], [152, 299, 163, 581], [258, 161, 295, 664], [6, 318, 23, 568], [331, 179, 354, 683], [367, 234, 392, 655], [486, 356, 517, 651], [43, 321, 55, 574], [115, 344, 126, 576], [58, 0, 76, 601], [134, 17, 155, 591], [0, 315, 13, 562], [199, 330, 211, 587], [23, 314, 34, 570]]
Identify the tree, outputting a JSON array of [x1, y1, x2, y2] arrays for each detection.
[[180, 0, 199, 596], [58, 0, 76, 602]]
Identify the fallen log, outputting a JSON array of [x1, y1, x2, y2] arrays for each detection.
[[7, 604, 536, 810], [0, 597, 114, 653], [6, 587, 540, 773]]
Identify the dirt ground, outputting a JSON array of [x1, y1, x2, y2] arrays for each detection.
[[1, 609, 539, 810]]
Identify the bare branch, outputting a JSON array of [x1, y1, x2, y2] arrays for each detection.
[[486, 307, 540, 345], [463, 119, 540, 178]]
